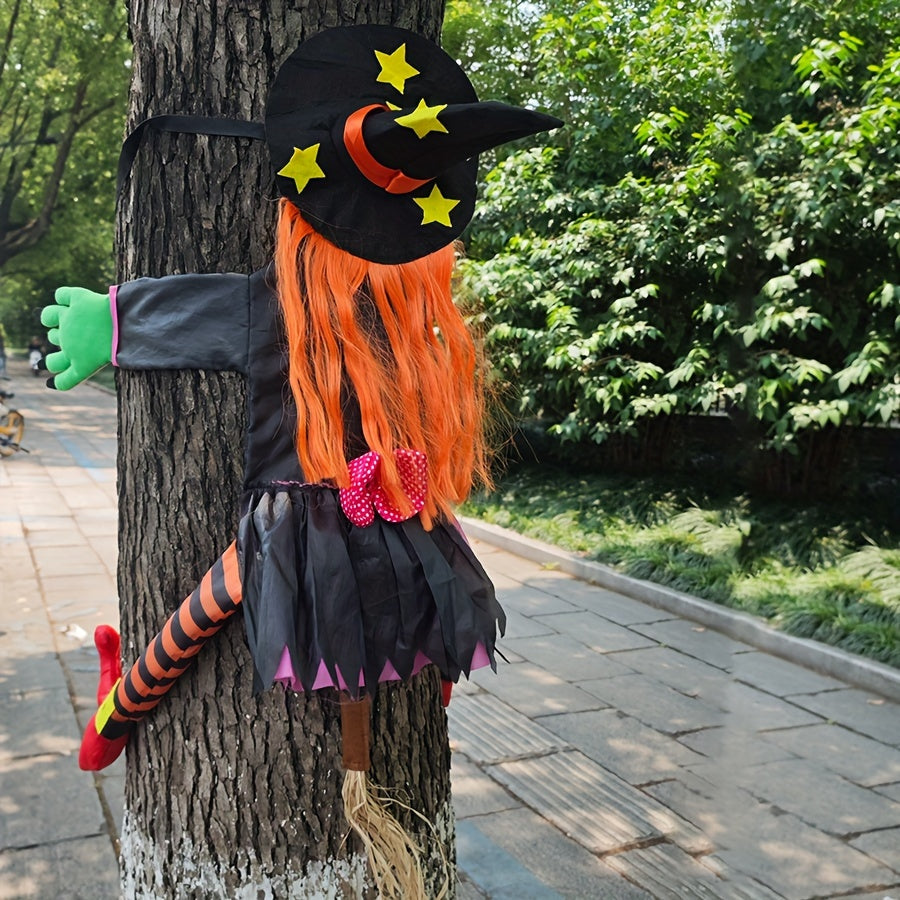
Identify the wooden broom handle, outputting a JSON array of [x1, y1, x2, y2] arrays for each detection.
[[341, 695, 372, 772]]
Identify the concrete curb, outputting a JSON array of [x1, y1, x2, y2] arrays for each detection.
[[461, 516, 900, 703]]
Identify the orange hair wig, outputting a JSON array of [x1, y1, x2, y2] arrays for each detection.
[[274, 199, 491, 528]]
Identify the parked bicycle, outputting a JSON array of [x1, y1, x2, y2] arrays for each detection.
[[0, 389, 27, 456]]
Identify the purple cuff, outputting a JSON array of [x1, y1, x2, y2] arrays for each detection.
[[109, 285, 119, 366]]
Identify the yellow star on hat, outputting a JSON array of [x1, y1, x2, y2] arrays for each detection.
[[396, 99, 448, 139], [375, 44, 420, 94], [413, 185, 459, 227], [277, 144, 326, 194]]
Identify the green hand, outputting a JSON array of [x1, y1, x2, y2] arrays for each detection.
[[40, 287, 113, 390]]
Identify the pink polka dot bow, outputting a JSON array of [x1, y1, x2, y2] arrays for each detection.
[[339, 449, 428, 527]]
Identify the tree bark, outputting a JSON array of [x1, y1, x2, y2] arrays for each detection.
[[115, 2, 451, 896]]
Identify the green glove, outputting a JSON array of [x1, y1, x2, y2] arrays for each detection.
[[40, 287, 113, 391]]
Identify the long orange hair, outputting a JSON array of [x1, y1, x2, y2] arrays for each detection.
[[274, 199, 491, 528]]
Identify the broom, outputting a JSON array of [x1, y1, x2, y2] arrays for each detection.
[[340, 694, 448, 899]]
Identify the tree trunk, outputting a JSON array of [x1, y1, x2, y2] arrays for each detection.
[[115, 2, 450, 896]]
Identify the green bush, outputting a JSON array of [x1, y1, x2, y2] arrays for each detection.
[[455, 2, 899, 489], [462, 465, 900, 666]]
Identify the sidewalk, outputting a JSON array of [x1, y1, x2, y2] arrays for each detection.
[[1, 358, 899, 899]]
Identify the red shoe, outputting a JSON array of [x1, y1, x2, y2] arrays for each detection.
[[78, 714, 129, 770], [78, 625, 129, 770], [93, 624, 122, 703]]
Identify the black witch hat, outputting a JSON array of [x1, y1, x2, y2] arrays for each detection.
[[118, 25, 562, 265], [265, 25, 562, 263]]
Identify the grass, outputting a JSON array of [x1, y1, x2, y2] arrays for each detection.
[[461, 464, 900, 668]]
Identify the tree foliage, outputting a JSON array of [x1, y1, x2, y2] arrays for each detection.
[[0, 0, 129, 342], [451, 0, 900, 489]]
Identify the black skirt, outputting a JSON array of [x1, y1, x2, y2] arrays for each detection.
[[237, 485, 505, 698]]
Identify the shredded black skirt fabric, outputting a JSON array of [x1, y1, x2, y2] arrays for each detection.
[[236, 485, 505, 698]]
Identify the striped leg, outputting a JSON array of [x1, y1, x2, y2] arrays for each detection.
[[79, 542, 242, 771]]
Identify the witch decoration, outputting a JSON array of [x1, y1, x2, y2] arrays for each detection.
[[42, 24, 561, 898]]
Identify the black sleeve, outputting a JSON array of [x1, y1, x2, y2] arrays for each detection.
[[113, 273, 251, 373]]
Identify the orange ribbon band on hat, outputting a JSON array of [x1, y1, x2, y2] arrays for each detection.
[[343, 104, 432, 195]]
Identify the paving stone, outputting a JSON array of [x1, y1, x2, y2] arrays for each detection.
[[0, 754, 107, 850], [643, 773, 756, 834], [696, 855, 786, 899], [0, 620, 58, 661], [0, 555, 28, 576], [521, 565, 596, 594], [523, 570, 656, 619], [456, 819, 564, 899], [612, 646, 740, 704], [533, 610, 656, 654], [456, 871, 488, 900], [876, 783, 900, 803], [2, 570, 42, 594], [85, 535, 118, 577], [447, 692, 568, 763], [679, 726, 797, 768], [0, 835, 121, 900], [851, 828, 900, 874], [32, 546, 107, 579], [631, 619, 751, 670], [486, 569, 526, 592], [10, 489, 68, 512], [17, 513, 77, 530], [788, 689, 900, 747], [3, 596, 48, 624], [454, 676, 487, 698], [46, 595, 111, 631], [490, 750, 711, 855], [38, 573, 118, 604], [22, 529, 88, 548], [603, 842, 767, 899], [75, 514, 118, 537], [728, 758, 900, 835], [535, 708, 705, 785], [729, 649, 845, 696], [823, 889, 900, 899], [0, 650, 69, 696], [0, 687, 81, 761], [0, 520, 25, 540], [579, 673, 725, 735], [97, 766, 126, 838], [61, 647, 114, 722], [46, 485, 111, 511], [503, 634, 638, 682], [703, 680, 823, 731], [470, 661, 606, 717], [475, 552, 561, 588], [494, 582, 581, 617], [575, 588, 674, 626], [492, 645, 526, 665], [497, 605, 558, 640], [760, 723, 900, 788], [459, 806, 651, 899], [451, 753, 521, 819], [711, 801, 898, 897], [44, 465, 95, 487]]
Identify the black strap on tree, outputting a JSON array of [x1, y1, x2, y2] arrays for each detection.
[[117, 115, 266, 195]]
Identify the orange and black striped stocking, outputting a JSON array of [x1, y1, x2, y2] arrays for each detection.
[[94, 541, 242, 740]]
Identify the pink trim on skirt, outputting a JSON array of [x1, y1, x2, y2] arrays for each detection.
[[273, 642, 491, 692]]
